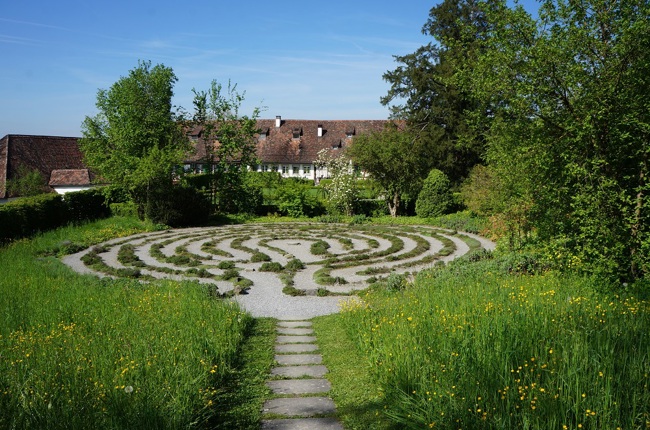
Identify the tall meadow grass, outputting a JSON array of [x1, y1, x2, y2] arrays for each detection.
[[0, 218, 252, 429], [340, 259, 650, 429]]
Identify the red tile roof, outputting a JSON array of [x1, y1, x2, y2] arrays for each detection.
[[48, 169, 91, 187], [0, 135, 89, 198], [186, 119, 397, 165]]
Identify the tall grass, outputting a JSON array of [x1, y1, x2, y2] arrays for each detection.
[[0, 217, 252, 429], [339, 260, 650, 429]]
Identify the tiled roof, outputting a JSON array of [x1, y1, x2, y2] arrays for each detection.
[[48, 169, 91, 187], [1, 118, 397, 197], [0, 134, 88, 198], [186, 118, 396, 165]]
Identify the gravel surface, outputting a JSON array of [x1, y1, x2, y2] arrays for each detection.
[[61, 223, 495, 319]]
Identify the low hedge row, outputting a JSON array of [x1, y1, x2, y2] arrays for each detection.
[[0, 189, 110, 244]]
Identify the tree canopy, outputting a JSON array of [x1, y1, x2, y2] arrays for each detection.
[[190, 80, 262, 214], [347, 124, 428, 217], [80, 61, 190, 216], [381, 0, 488, 184], [457, 0, 650, 281]]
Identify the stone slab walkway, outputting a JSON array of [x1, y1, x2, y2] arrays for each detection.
[[261, 320, 343, 430]]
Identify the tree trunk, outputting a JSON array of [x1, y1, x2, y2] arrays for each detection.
[[388, 191, 400, 217]]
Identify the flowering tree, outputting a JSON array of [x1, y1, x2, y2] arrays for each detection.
[[315, 149, 359, 216]]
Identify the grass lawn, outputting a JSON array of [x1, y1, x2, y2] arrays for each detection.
[[0, 217, 275, 429]]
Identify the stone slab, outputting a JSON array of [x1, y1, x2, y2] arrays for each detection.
[[277, 327, 314, 335], [275, 343, 318, 353], [277, 321, 313, 328], [267, 379, 331, 395], [261, 418, 343, 430], [275, 354, 322, 365], [263, 397, 336, 417], [276, 335, 316, 344], [271, 365, 328, 378]]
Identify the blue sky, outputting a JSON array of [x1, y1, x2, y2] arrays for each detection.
[[1, 0, 538, 137]]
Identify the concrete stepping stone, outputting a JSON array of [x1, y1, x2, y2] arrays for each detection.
[[277, 327, 314, 335], [275, 354, 322, 365], [267, 379, 331, 395], [276, 335, 316, 344], [261, 418, 343, 430], [263, 320, 344, 430], [275, 343, 318, 353], [277, 321, 313, 328], [263, 397, 336, 417], [271, 365, 328, 378]]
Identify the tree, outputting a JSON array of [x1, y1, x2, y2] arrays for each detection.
[[415, 169, 453, 218], [190, 80, 261, 214], [80, 61, 190, 218], [461, 0, 650, 281], [347, 124, 427, 217], [315, 149, 359, 216], [6, 165, 46, 197], [381, 0, 489, 185]]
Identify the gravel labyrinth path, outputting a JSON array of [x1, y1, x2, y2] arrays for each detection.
[[61, 222, 494, 429], [63, 222, 495, 319]]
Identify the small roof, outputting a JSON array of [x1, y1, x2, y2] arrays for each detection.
[[49, 169, 91, 187]]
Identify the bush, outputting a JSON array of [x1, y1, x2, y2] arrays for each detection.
[[144, 185, 211, 227], [274, 179, 324, 218], [415, 169, 453, 218], [259, 262, 284, 272], [0, 194, 67, 243], [285, 259, 305, 271], [64, 188, 110, 223], [109, 202, 138, 217]]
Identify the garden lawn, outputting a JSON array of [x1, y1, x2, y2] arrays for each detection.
[[0, 217, 262, 429], [339, 259, 650, 429]]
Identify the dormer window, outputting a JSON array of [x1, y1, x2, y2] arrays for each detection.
[[332, 139, 343, 150], [258, 127, 269, 141], [292, 127, 302, 139], [345, 127, 355, 138]]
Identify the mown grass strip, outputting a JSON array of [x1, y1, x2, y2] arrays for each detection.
[[312, 314, 397, 430]]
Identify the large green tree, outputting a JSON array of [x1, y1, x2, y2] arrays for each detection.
[[381, 0, 489, 184], [462, 0, 650, 281], [80, 61, 190, 217], [190, 80, 261, 214], [347, 124, 428, 217]]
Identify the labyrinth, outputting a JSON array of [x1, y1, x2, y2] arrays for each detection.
[[63, 223, 494, 317]]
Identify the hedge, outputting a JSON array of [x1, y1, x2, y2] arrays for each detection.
[[0, 189, 110, 244]]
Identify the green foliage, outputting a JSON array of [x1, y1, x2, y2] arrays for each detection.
[[259, 262, 283, 272], [144, 185, 211, 227], [316, 150, 360, 216], [190, 81, 262, 216], [80, 61, 190, 218], [274, 178, 324, 218], [0, 191, 111, 244], [458, 0, 650, 281], [381, 0, 487, 185], [0, 194, 64, 243], [0, 220, 253, 429], [310, 239, 330, 255], [460, 164, 504, 216], [64, 188, 111, 223], [284, 258, 305, 271], [347, 124, 428, 217], [415, 169, 453, 218], [340, 261, 650, 429], [5, 164, 47, 197], [312, 315, 394, 429], [250, 251, 271, 263], [217, 260, 236, 270]]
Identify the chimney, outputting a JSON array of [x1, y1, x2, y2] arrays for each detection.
[[275, 115, 281, 128], [317, 124, 323, 137]]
